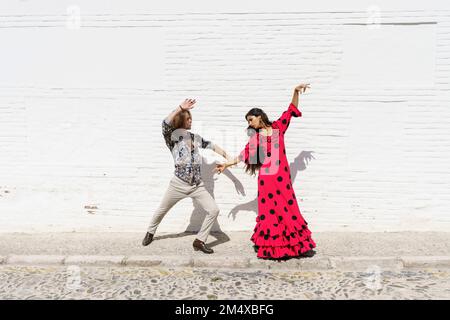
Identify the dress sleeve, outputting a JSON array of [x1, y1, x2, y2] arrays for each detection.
[[238, 142, 250, 164], [238, 134, 258, 164], [274, 103, 302, 133]]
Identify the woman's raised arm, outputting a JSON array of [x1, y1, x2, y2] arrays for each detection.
[[291, 83, 309, 107], [274, 83, 310, 133]]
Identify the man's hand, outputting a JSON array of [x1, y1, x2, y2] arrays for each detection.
[[213, 156, 240, 174], [165, 98, 197, 125], [213, 163, 227, 174], [180, 98, 196, 110]]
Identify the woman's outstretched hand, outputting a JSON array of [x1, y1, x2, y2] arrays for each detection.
[[294, 83, 310, 94]]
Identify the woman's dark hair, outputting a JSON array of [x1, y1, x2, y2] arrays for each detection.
[[244, 108, 272, 176]]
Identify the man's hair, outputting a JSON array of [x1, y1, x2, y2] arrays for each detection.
[[172, 110, 192, 129]]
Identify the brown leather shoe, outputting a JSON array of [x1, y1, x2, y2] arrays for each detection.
[[193, 239, 214, 254], [142, 232, 154, 246]]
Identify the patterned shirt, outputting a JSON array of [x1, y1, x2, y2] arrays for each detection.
[[162, 119, 214, 186]]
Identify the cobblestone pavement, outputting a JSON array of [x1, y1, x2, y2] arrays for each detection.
[[0, 266, 449, 300]]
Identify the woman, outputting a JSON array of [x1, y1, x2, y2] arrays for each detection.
[[215, 84, 316, 260]]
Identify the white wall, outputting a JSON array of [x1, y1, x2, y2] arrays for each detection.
[[1, 0, 449, 232]]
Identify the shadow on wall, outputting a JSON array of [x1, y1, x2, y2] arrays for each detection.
[[154, 150, 315, 247], [154, 156, 245, 248], [184, 156, 246, 247], [227, 150, 316, 220]]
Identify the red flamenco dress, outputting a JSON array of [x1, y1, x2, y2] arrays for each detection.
[[239, 102, 316, 259]]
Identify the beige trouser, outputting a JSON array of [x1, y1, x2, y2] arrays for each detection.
[[147, 175, 220, 243]]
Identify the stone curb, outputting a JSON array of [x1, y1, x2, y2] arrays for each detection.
[[5, 255, 66, 265], [329, 256, 404, 271], [125, 255, 194, 268], [64, 255, 126, 266], [400, 256, 450, 269], [1, 255, 449, 270]]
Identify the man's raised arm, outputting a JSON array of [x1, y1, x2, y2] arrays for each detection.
[[165, 98, 196, 124]]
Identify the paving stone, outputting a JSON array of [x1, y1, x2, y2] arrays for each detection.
[[0, 265, 448, 300]]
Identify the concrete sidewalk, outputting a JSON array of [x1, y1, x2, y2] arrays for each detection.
[[0, 231, 449, 271]]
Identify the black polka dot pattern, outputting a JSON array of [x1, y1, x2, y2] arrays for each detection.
[[250, 103, 315, 260]]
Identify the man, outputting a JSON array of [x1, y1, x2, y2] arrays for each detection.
[[142, 98, 231, 254]]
